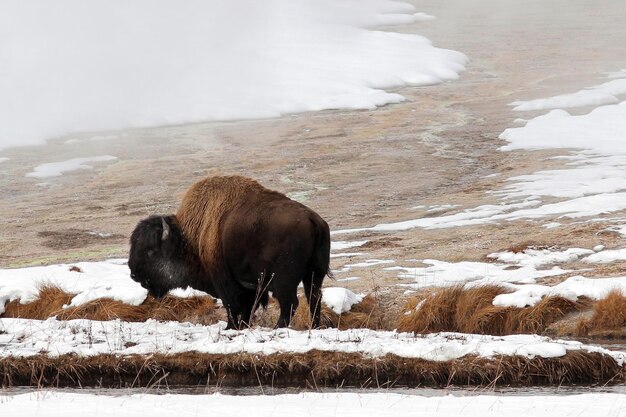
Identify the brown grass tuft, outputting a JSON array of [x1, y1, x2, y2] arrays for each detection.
[[397, 285, 586, 336], [290, 294, 385, 330], [575, 290, 626, 337], [2, 284, 75, 319], [397, 286, 463, 333], [1, 350, 623, 389], [2, 285, 220, 324], [513, 296, 581, 334], [57, 295, 219, 323]]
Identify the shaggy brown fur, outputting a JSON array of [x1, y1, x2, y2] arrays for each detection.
[[176, 176, 286, 269]]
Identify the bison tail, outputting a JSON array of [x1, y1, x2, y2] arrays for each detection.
[[304, 215, 331, 329], [310, 216, 332, 281]]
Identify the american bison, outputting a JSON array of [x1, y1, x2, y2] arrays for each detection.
[[129, 175, 331, 329]]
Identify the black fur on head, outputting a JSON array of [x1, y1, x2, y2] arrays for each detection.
[[128, 215, 213, 298]]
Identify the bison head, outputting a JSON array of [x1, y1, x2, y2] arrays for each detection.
[[128, 215, 205, 298]]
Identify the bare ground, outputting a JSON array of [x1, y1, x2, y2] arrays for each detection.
[[1, 1, 626, 328]]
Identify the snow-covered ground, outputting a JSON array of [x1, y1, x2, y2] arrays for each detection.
[[0, 0, 466, 152], [0, 259, 362, 316], [3, 391, 626, 417], [332, 71, 626, 235], [1, 317, 624, 364]]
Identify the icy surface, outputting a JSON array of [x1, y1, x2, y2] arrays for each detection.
[[0, 0, 466, 151], [4, 391, 626, 417], [1, 318, 623, 364], [25, 156, 118, 178]]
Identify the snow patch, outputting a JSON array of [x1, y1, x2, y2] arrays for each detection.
[[0, 318, 623, 364], [509, 78, 626, 111], [493, 275, 626, 308], [3, 391, 626, 417], [387, 259, 566, 289], [25, 156, 118, 179], [322, 287, 363, 314]]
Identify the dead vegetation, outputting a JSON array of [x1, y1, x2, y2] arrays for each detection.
[[2, 285, 219, 324], [1, 349, 623, 389], [2, 284, 625, 339], [397, 285, 590, 336], [1, 285, 387, 330], [575, 290, 626, 338]]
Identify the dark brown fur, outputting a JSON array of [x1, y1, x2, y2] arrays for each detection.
[[129, 176, 331, 329]]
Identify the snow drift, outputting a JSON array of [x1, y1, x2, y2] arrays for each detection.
[[0, 0, 467, 151]]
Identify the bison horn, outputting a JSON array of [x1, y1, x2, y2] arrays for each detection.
[[161, 217, 170, 241]]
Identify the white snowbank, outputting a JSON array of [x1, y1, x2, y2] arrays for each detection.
[[500, 102, 626, 153], [0, 260, 145, 314], [387, 260, 566, 289], [493, 275, 626, 308], [0, 0, 466, 151], [583, 248, 626, 264], [3, 391, 626, 417], [322, 287, 363, 314], [1, 318, 623, 364], [25, 156, 118, 179], [509, 78, 626, 111]]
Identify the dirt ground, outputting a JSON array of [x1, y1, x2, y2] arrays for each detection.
[[1, 0, 626, 302]]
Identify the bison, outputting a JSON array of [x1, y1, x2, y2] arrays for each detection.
[[128, 175, 331, 329]]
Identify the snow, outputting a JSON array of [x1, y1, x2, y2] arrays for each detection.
[[0, 392, 622, 417], [333, 73, 626, 236], [493, 275, 626, 308], [387, 260, 566, 289], [487, 247, 594, 268], [509, 78, 626, 111], [606, 68, 626, 79], [413, 12, 436, 21], [322, 287, 363, 314], [25, 156, 118, 179], [583, 248, 626, 264], [500, 103, 626, 153], [3, 391, 626, 417], [0, 260, 211, 315], [0, 0, 466, 151], [1, 318, 623, 364], [331, 240, 368, 251]]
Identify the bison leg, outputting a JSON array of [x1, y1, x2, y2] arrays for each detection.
[[302, 270, 324, 329], [274, 285, 299, 328]]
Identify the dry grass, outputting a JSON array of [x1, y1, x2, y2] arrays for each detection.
[[1, 350, 622, 388], [2, 284, 74, 320], [575, 290, 626, 337], [4, 284, 622, 338], [1, 285, 385, 329], [2, 285, 219, 324], [290, 294, 385, 330], [397, 285, 587, 336]]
